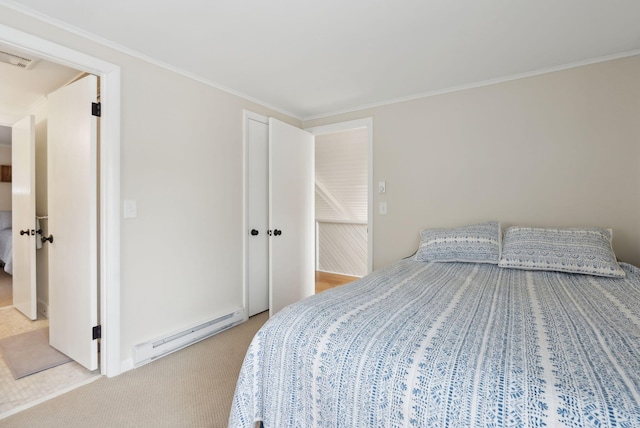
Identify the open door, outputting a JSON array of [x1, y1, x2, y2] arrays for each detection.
[[268, 118, 315, 316], [47, 75, 99, 371], [11, 114, 37, 320]]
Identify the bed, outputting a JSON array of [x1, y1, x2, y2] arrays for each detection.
[[229, 223, 640, 427], [0, 211, 12, 275]]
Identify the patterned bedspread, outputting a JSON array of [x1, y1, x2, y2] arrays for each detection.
[[229, 259, 640, 427]]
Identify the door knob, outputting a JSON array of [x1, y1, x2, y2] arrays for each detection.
[[250, 229, 259, 236], [273, 229, 282, 236], [19, 229, 30, 236]]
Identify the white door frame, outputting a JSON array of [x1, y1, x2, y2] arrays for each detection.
[[0, 24, 122, 377], [306, 118, 374, 274]]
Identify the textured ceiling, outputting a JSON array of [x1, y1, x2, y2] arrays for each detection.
[[1, 0, 640, 119]]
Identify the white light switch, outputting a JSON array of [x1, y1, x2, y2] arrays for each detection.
[[379, 202, 387, 215], [123, 200, 137, 219], [378, 181, 386, 193]]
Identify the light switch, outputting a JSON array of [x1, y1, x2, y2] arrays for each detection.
[[378, 181, 386, 193], [379, 202, 387, 215], [123, 200, 137, 219]]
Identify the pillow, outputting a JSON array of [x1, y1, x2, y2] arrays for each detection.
[[415, 221, 501, 264], [498, 226, 625, 278], [0, 211, 11, 230]]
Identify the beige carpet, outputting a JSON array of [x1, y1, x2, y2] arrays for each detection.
[[0, 311, 268, 428]]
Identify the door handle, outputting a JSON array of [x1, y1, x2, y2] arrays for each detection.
[[41, 235, 54, 244], [19, 229, 30, 236], [273, 229, 282, 236], [250, 229, 259, 236]]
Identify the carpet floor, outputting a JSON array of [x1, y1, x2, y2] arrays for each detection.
[[0, 311, 268, 428]]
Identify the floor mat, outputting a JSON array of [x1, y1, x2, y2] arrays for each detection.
[[0, 328, 71, 379]]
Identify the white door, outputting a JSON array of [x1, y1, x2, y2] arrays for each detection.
[[246, 115, 269, 316], [11, 115, 37, 320], [47, 75, 99, 371], [268, 118, 315, 316]]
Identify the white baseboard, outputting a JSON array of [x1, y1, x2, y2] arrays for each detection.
[[119, 358, 134, 374]]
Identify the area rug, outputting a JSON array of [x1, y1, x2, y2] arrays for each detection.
[[0, 327, 72, 379]]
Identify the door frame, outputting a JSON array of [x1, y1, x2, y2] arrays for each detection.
[[0, 24, 122, 377], [306, 118, 374, 274]]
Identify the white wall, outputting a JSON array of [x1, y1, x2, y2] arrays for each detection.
[[305, 55, 640, 269], [0, 6, 301, 367], [117, 60, 298, 358]]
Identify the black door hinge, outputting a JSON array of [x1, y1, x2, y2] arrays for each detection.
[[92, 102, 101, 117], [92, 325, 102, 340]]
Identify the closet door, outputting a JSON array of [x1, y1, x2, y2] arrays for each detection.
[[268, 118, 315, 316], [246, 114, 269, 316]]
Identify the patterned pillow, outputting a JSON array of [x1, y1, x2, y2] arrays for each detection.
[[498, 226, 625, 278], [415, 222, 501, 264]]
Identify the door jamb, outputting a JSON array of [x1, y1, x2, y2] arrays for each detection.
[[305, 118, 374, 274], [0, 24, 122, 377]]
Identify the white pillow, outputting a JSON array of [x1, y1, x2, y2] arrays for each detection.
[[415, 222, 501, 264], [498, 226, 625, 278]]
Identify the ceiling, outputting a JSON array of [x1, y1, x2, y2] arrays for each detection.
[[1, 0, 639, 121], [0, 45, 80, 127]]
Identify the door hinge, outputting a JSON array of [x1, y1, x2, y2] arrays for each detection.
[[92, 102, 101, 117], [92, 325, 102, 340]]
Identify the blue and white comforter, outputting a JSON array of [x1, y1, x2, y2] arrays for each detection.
[[230, 259, 640, 427]]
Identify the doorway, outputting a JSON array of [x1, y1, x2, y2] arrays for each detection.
[[314, 127, 369, 278], [307, 118, 373, 278], [0, 24, 121, 378], [0, 70, 103, 416]]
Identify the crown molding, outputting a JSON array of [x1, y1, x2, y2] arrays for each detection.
[[3, 0, 638, 123], [302, 49, 640, 121]]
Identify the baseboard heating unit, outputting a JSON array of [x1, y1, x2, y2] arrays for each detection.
[[133, 308, 245, 367]]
